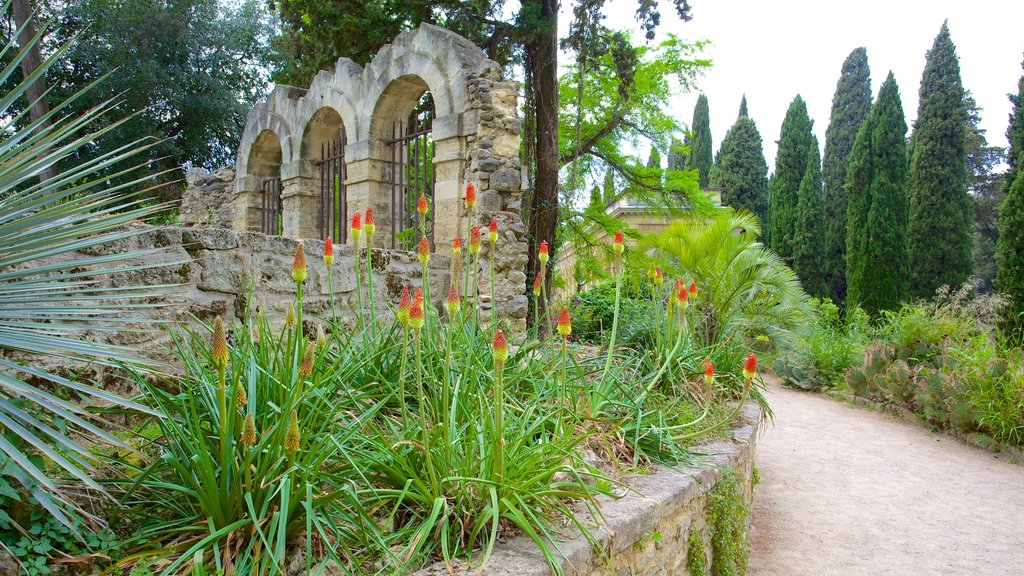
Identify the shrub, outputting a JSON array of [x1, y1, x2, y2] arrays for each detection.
[[774, 299, 872, 390]]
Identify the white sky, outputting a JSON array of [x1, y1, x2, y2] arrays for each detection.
[[560, 0, 1024, 170]]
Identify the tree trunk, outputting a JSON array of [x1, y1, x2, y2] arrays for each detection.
[[11, 0, 56, 183], [523, 0, 558, 332]]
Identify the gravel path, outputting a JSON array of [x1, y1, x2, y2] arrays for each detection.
[[749, 379, 1024, 576]]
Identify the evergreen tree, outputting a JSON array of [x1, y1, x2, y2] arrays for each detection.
[[822, 47, 872, 303], [996, 57, 1024, 333], [768, 95, 813, 261], [689, 94, 713, 188], [907, 21, 972, 297], [793, 136, 826, 296], [738, 94, 748, 118], [846, 73, 910, 314], [602, 169, 616, 205], [647, 146, 662, 168], [668, 137, 687, 171], [714, 115, 769, 226], [589, 185, 603, 208]]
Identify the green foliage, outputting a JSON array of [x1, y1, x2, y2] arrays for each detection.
[[568, 281, 651, 346], [0, 8, 172, 526], [822, 47, 872, 303], [908, 21, 972, 298], [792, 135, 825, 297], [768, 95, 813, 259], [713, 113, 769, 227], [687, 532, 709, 576], [707, 473, 750, 576], [690, 94, 713, 188], [845, 73, 910, 314], [966, 92, 1007, 293], [1005, 54, 1024, 195], [646, 211, 812, 349], [997, 61, 1024, 335], [669, 137, 688, 171], [738, 95, 748, 118], [774, 299, 873, 390]]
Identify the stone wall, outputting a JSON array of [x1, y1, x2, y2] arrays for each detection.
[[179, 166, 236, 228], [416, 403, 761, 576], [41, 223, 449, 367]]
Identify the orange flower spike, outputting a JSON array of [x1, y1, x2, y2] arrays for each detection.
[[465, 182, 477, 211], [613, 230, 625, 255], [291, 243, 307, 284], [417, 236, 431, 266], [539, 241, 549, 266], [397, 286, 412, 328], [323, 236, 335, 267], [409, 300, 425, 334], [492, 329, 509, 366], [446, 282, 461, 318], [556, 308, 572, 340], [488, 218, 499, 244], [532, 271, 542, 297], [677, 283, 689, 313], [234, 381, 247, 407], [704, 360, 715, 386], [744, 354, 758, 382], [211, 315, 228, 369], [654, 266, 664, 287], [452, 236, 463, 257], [364, 207, 376, 238], [414, 287, 424, 305], [417, 195, 429, 216], [689, 281, 697, 298], [469, 226, 482, 257], [350, 212, 362, 246], [284, 410, 300, 453]]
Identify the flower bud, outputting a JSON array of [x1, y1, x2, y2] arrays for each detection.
[[417, 236, 430, 266], [211, 316, 229, 369], [613, 230, 624, 255], [284, 302, 296, 326], [284, 410, 300, 453], [539, 241, 549, 266], [465, 182, 476, 211], [414, 287, 423, 306], [492, 329, 509, 366], [397, 286, 411, 328], [365, 206, 376, 238], [557, 308, 572, 340], [704, 360, 715, 386], [689, 281, 697, 298], [240, 412, 257, 446], [409, 300, 425, 333], [452, 236, 463, 257], [744, 354, 757, 381], [323, 236, 334, 267], [299, 342, 315, 376], [417, 195, 429, 216], [235, 380, 247, 407], [488, 219, 499, 244], [653, 266, 663, 286], [533, 272, 542, 297], [469, 226, 482, 257], [291, 243, 307, 284], [350, 212, 362, 247], [446, 282, 461, 318], [316, 323, 327, 348]]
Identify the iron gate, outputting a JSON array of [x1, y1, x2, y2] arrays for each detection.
[[386, 111, 435, 249], [317, 131, 347, 242], [261, 177, 282, 236]]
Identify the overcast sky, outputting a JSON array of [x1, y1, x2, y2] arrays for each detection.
[[565, 0, 1024, 171]]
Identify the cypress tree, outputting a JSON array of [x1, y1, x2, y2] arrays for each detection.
[[714, 114, 769, 226], [846, 73, 910, 314], [647, 146, 662, 168], [768, 95, 813, 261], [996, 57, 1024, 333], [738, 94, 748, 118], [907, 21, 972, 297], [822, 47, 872, 303], [793, 136, 826, 296], [689, 94, 713, 188]]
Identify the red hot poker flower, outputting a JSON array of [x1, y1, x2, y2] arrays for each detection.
[[417, 236, 430, 266], [654, 266, 663, 286], [744, 354, 757, 381], [533, 271, 542, 297], [557, 308, 572, 339], [351, 212, 362, 245], [446, 282, 461, 317], [613, 230, 625, 254], [365, 207, 376, 237], [689, 281, 697, 297], [417, 195, 429, 216], [291, 243, 307, 284], [539, 241, 549, 266], [677, 283, 689, 310], [409, 301, 424, 333], [704, 360, 715, 385], [488, 218, 498, 244], [414, 287, 424, 305], [492, 329, 509, 365], [465, 182, 477, 211], [452, 236, 463, 256], [211, 315, 228, 369], [398, 286, 411, 327], [323, 236, 334, 267], [469, 226, 482, 256]]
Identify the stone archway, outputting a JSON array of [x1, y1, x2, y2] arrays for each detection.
[[242, 129, 283, 234]]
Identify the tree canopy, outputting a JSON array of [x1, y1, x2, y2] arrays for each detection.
[[688, 93, 713, 188], [792, 135, 825, 296], [713, 112, 769, 226], [767, 95, 813, 260]]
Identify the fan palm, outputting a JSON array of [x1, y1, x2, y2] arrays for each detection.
[[0, 7, 175, 526], [645, 209, 811, 347]]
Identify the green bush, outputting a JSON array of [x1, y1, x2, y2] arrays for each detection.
[[775, 299, 872, 390], [569, 281, 651, 345]]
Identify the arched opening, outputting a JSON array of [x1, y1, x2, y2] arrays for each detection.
[[247, 130, 283, 235], [302, 107, 347, 242], [371, 76, 435, 250]]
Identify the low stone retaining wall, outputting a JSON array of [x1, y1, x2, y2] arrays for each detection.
[[417, 402, 761, 576]]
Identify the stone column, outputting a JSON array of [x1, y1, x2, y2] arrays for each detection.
[[431, 111, 472, 257], [280, 160, 321, 239], [232, 173, 266, 232]]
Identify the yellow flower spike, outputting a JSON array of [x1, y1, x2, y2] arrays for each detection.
[[397, 286, 411, 328], [316, 324, 327, 348], [284, 410, 300, 453], [492, 329, 509, 367], [211, 316, 228, 369], [234, 381, 247, 407], [417, 236, 431, 266], [556, 308, 572, 340], [409, 301, 425, 334], [299, 341, 315, 377], [284, 302, 296, 326], [291, 243, 307, 284], [240, 412, 257, 446], [446, 282, 461, 318]]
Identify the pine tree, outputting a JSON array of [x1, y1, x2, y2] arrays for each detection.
[[768, 95, 813, 261], [689, 94, 713, 188], [793, 136, 826, 296], [822, 47, 872, 303], [738, 94, 748, 118], [846, 73, 910, 314], [714, 114, 769, 226], [907, 21, 972, 297], [996, 57, 1024, 333]]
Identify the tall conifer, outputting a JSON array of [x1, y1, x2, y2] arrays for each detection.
[[793, 136, 825, 296], [715, 112, 769, 227], [822, 48, 872, 303], [690, 94, 713, 188], [996, 56, 1024, 333], [768, 95, 813, 261], [907, 21, 971, 297]]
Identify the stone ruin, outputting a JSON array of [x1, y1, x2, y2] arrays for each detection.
[[183, 24, 529, 333]]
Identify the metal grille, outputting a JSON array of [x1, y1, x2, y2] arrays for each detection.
[[317, 130, 347, 242], [386, 112, 434, 249], [260, 177, 282, 236]]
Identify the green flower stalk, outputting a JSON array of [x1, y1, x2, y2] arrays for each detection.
[[601, 231, 626, 383], [532, 272, 542, 342], [491, 329, 509, 485], [538, 241, 553, 339], [417, 236, 432, 334], [351, 212, 364, 329], [397, 286, 412, 425], [211, 315, 229, 445], [557, 308, 572, 417], [470, 225, 482, 330], [464, 183, 476, 320], [323, 237, 337, 322], [365, 206, 377, 338], [488, 218, 498, 334]]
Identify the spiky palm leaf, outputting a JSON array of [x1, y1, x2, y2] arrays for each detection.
[[0, 7, 176, 526], [645, 209, 811, 346]]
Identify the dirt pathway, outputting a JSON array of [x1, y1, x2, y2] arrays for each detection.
[[749, 380, 1024, 576]]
